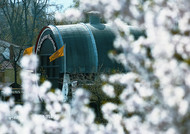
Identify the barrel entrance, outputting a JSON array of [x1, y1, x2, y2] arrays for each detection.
[[37, 37, 60, 88]]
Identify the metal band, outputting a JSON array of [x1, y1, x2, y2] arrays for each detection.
[[49, 25, 66, 73], [49, 25, 65, 50], [35, 27, 52, 53], [49, 25, 68, 101], [80, 23, 98, 71]]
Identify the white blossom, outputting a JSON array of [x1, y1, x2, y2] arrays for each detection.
[[102, 84, 115, 98], [55, 8, 83, 23], [2, 87, 12, 96]]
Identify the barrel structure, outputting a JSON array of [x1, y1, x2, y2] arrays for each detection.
[[34, 14, 145, 87], [34, 23, 123, 86]]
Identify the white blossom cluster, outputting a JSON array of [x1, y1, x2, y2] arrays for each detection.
[[0, 54, 131, 134], [0, 0, 190, 133], [58, 0, 190, 133], [0, 55, 99, 134]]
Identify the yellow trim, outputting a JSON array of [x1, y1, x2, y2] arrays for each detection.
[[49, 45, 64, 62]]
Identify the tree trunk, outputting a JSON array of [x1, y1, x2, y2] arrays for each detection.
[[14, 60, 17, 84]]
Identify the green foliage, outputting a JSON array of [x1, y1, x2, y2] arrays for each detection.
[[73, 0, 80, 8], [174, 52, 190, 66], [77, 73, 125, 124]]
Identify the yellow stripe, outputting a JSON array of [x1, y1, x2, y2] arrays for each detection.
[[49, 45, 64, 62]]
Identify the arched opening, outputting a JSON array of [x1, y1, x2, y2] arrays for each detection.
[[35, 28, 61, 89]]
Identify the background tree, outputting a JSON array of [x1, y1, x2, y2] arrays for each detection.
[[0, 0, 49, 46], [0, 0, 51, 87]]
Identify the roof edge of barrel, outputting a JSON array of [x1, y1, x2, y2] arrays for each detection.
[[35, 26, 50, 53], [35, 25, 65, 53]]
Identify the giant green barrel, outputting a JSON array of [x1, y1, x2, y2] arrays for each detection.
[[34, 13, 145, 87]]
